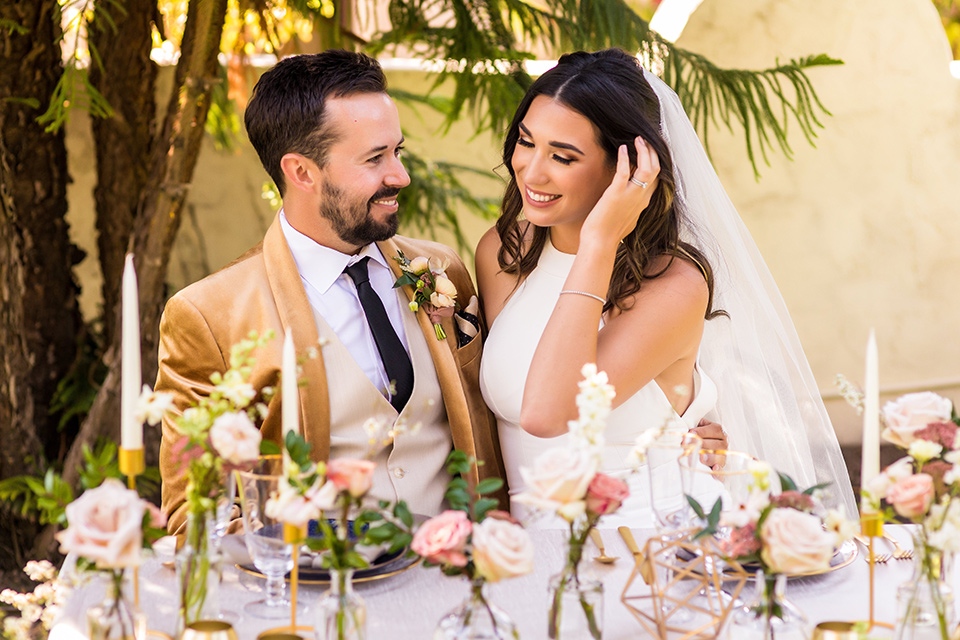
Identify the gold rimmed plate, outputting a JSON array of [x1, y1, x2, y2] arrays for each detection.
[[237, 549, 421, 585], [680, 538, 858, 579]]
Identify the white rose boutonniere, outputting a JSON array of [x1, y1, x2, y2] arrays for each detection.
[[393, 250, 458, 340]]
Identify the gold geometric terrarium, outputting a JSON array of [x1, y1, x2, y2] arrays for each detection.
[[621, 532, 750, 640]]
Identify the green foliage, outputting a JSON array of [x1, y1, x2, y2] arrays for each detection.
[[0, 439, 159, 527], [205, 64, 243, 151], [441, 450, 502, 522], [49, 326, 107, 432], [0, 19, 29, 35]]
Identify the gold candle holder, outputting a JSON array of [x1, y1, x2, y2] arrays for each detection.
[[257, 627, 312, 640], [181, 621, 237, 640], [119, 447, 145, 608], [283, 523, 307, 632]]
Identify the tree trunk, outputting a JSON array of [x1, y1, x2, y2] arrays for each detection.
[[89, 0, 158, 348], [0, 0, 82, 478], [61, 0, 229, 492]]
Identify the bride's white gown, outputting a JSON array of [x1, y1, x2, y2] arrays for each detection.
[[480, 238, 721, 529]]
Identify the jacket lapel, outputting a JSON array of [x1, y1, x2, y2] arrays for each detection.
[[263, 216, 331, 461]]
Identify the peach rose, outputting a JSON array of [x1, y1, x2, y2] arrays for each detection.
[[882, 392, 953, 447], [514, 447, 597, 521], [585, 473, 629, 516], [886, 473, 935, 519], [408, 256, 430, 274], [411, 510, 471, 567], [327, 458, 376, 498], [471, 518, 534, 582], [433, 275, 457, 298], [56, 479, 146, 569], [430, 292, 456, 309], [209, 411, 261, 465], [759, 508, 835, 574]]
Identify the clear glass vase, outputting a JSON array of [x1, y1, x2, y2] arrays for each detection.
[[316, 568, 366, 640], [893, 537, 955, 640], [87, 570, 146, 640], [730, 570, 810, 640], [547, 538, 603, 639], [175, 509, 221, 633], [434, 578, 518, 640]]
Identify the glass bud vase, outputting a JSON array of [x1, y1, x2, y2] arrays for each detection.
[[87, 570, 146, 640], [317, 568, 366, 640], [434, 578, 517, 640], [175, 509, 221, 633], [547, 537, 603, 639], [893, 539, 955, 640], [730, 570, 810, 640]]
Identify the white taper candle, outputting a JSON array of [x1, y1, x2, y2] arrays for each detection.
[[282, 329, 298, 467], [860, 330, 879, 512], [120, 253, 142, 451]]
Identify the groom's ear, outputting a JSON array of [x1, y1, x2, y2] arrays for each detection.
[[279, 153, 321, 195]]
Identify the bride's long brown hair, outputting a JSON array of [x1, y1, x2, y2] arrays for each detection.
[[497, 49, 723, 318]]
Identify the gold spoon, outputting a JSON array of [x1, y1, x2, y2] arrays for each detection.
[[589, 528, 619, 564]]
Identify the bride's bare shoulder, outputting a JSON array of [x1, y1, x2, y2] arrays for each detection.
[[475, 223, 531, 326]]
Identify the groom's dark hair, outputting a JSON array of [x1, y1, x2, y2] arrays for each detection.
[[244, 50, 388, 197]]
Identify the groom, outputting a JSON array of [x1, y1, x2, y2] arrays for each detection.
[[156, 50, 504, 534]]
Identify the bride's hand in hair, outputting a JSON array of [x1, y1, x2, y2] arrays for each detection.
[[579, 136, 660, 249]]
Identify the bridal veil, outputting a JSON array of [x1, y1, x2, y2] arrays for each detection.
[[641, 68, 859, 518]]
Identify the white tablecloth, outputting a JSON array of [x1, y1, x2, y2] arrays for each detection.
[[52, 525, 927, 640]]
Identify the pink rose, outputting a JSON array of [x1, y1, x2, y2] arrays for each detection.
[[411, 510, 471, 567], [327, 458, 376, 498], [886, 473, 935, 519], [471, 517, 534, 582], [759, 508, 835, 574], [56, 479, 146, 569], [209, 411, 262, 465], [585, 473, 629, 516], [882, 392, 953, 447]]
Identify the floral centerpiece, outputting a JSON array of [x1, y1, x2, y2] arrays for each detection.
[[411, 450, 533, 640], [54, 479, 168, 640], [392, 250, 458, 340], [144, 330, 274, 627], [689, 464, 855, 639], [265, 428, 415, 640], [857, 391, 960, 639], [512, 364, 628, 640]]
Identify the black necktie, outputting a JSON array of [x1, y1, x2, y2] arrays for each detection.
[[344, 257, 414, 412]]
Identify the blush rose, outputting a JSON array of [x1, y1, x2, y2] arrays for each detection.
[[886, 473, 935, 519], [585, 473, 629, 516], [209, 411, 261, 465], [56, 479, 147, 569], [327, 458, 376, 498], [471, 518, 534, 582], [759, 508, 835, 575], [514, 447, 598, 521], [411, 510, 472, 567], [882, 392, 953, 447]]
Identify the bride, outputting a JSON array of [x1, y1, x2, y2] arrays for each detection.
[[476, 49, 857, 527]]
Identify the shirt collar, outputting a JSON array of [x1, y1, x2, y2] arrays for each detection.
[[279, 210, 391, 295]]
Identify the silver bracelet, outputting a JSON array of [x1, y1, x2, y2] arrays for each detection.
[[559, 289, 606, 304]]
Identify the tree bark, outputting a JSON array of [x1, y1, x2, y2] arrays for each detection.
[[61, 0, 229, 491], [0, 0, 82, 478], [89, 0, 159, 348]]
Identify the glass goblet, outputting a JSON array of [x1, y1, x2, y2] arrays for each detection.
[[237, 456, 296, 620]]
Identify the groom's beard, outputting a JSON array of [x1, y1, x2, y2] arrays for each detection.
[[319, 180, 400, 247]]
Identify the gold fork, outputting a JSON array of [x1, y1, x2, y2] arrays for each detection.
[[854, 533, 892, 564], [882, 532, 914, 560]]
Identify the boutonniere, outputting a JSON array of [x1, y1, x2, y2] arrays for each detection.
[[393, 250, 458, 340]]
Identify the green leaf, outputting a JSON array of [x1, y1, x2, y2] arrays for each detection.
[[802, 482, 831, 496], [707, 497, 723, 529], [779, 472, 798, 493], [445, 450, 470, 476], [395, 500, 414, 528], [392, 273, 419, 289], [686, 495, 707, 521], [260, 440, 281, 455], [474, 498, 499, 521], [445, 488, 470, 511], [475, 477, 503, 495]]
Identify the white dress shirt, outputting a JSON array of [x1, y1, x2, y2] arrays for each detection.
[[279, 211, 411, 403]]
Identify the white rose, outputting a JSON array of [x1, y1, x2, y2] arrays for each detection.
[[514, 447, 597, 518], [433, 275, 457, 297], [760, 508, 835, 574], [408, 256, 430, 274], [265, 483, 320, 528], [430, 292, 455, 309], [209, 411, 262, 465], [471, 518, 534, 582], [56, 479, 146, 569], [882, 392, 953, 447]]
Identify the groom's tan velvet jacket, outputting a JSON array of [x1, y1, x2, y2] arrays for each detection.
[[156, 216, 506, 533]]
